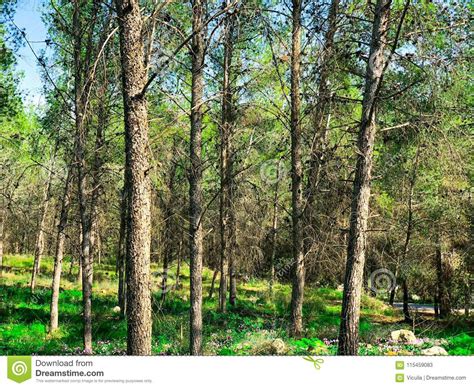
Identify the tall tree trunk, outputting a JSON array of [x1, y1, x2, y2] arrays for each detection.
[[117, 186, 127, 316], [50, 167, 72, 332], [208, 269, 219, 299], [76, 236, 83, 285], [30, 164, 54, 293], [72, 0, 94, 354], [389, 267, 398, 306], [227, 48, 238, 308], [77, 104, 93, 355], [289, 0, 304, 338], [116, 0, 152, 356], [338, 0, 392, 355], [462, 256, 474, 318], [389, 258, 398, 306], [96, 230, 102, 265], [76, 81, 94, 354], [436, 231, 451, 318], [175, 237, 183, 289], [161, 158, 177, 303], [269, 159, 282, 295], [90, 63, 108, 268], [219, 2, 236, 312], [400, 147, 420, 322], [189, 0, 206, 355], [228, 211, 237, 306], [464, 280, 470, 318], [402, 279, 410, 322], [20, 230, 27, 254]]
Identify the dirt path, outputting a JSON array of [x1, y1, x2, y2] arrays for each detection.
[[393, 303, 466, 315]]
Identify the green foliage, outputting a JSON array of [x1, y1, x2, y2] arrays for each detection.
[[1, 255, 473, 356], [291, 338, 327, 355], [446, 334, 474, 356]]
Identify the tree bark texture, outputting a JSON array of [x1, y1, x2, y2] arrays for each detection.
[[338, 0, 392, 355], [289, 0, 304, 338], [219, 2, 236, 313], [436, 232, 451, 318], [50, 167, 72, 332], [116, 0, 153, 355], [30, 163, 54, 292], [117, 185, 127, 316], [400, 147, 420, 322], [189, 0, 206, 355], [161, 157, 177, 303], [269, 160, 282, 295], [72, 0, 97, 354]]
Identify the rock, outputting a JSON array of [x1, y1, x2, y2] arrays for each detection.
[[391, 329, 417, 344], [254, 339, 287, 355], [269, 339, 287, 355], [421, 346, 448, 356], [112, 306, 121, 313]]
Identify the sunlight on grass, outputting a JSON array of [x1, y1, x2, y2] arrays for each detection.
[[1, 254, 472, 355]]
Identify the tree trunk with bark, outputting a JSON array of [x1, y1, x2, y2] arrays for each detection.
[[161, 157, 177, 303], [402, 279, 411, 322], [175, 237, 183, 289], [72, 0, 94, 353], [338, 0, 392, 355], [219, 2, 236, 313], [389, 272, 397, 305], [116, 0, 153, 356], [209, 269, 219, 299], [30, 164, 54, 293], [189, 0, 206, 355], [228, 210, 237, 305], [434, 293, 439, 318], [400, 147, 420, 322], [269, 160, 282, 295], [50, 167, 72, 332], [86, 63, 107, 285], [117, 186, 127, 316], [289, 0, 304, 338], [464, 281, 470, 318], [76, 242, 83, 285], [436, 232, 451, 318]]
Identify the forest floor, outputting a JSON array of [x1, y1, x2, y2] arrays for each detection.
[[1, 255, 472, 356]]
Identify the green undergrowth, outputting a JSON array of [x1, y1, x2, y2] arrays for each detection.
[[1, 255, 472, 355]]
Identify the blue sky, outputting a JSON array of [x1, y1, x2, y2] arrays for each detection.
[[13, 0, 47, 106]]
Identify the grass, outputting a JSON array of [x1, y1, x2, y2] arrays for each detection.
[[1, 254, 472, 355]]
